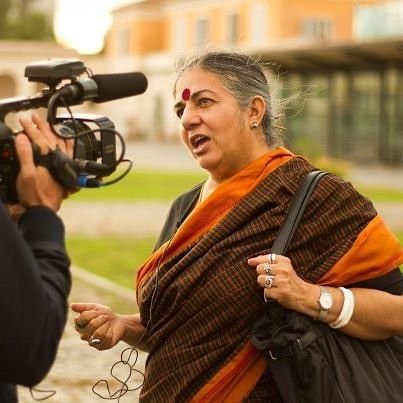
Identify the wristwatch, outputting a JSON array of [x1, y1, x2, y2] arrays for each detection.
[[317, 286, 333, 321]]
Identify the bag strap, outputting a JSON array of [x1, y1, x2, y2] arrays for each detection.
[[271, 170, 328, 255], [250, 170, 328, 351]]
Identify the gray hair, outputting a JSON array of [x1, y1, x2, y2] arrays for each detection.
[[174, 50, 283, 147]]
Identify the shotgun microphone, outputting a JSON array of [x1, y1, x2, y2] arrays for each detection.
[[58, 72, 148, 105]]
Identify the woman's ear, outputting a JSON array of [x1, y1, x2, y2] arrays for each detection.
[[248, 95, 266, 125]]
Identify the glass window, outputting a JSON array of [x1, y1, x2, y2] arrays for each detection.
[[354, 2, 403, 39], [301, 18, 333, 40], [282, 74, 329, 159], [351, 72, 380, 162]]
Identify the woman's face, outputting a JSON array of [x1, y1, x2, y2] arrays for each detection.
[[174, 67, 267, 182]]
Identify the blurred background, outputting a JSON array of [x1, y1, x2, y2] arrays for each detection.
[[1, 0, 403, 165], [1, 1, 401, 401]]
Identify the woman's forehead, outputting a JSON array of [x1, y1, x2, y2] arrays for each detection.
[[175, 68, 225, 98]]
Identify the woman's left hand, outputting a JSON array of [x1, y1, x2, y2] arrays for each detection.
[[248, 254, 317, 311]]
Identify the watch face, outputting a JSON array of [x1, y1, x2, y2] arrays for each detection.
[[320, 293, 333, 310]]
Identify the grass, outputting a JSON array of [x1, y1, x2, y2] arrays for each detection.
[[356, 186, 403, 203], [65, 167, 403, 204], [67, 235, 155, 289], [68, 169, 207, 202], [66, 168, 403, 204]]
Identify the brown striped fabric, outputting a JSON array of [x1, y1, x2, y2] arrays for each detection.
[[138, 156, 381, 402]]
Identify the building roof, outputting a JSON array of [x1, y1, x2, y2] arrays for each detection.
[[252, 37, 403, 73]]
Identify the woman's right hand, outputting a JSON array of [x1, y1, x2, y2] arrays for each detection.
[[71, 302, 129, 351], [71, 302, 149, 351]]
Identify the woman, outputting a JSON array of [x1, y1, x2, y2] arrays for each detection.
[[72, 50, 403, 402]]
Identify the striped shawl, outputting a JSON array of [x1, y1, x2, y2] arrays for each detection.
[[136, 148, 403, 402]]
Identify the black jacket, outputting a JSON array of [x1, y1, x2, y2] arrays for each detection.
[[0, 205, 71, 402]]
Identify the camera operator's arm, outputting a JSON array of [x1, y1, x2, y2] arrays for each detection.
[[0, 114, 71, 388]]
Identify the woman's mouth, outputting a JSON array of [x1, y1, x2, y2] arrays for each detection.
[[190, 134, 210, 154]]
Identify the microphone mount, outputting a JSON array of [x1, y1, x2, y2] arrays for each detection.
[[0, 58, 144, 203]]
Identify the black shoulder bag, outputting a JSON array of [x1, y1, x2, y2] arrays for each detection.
[[250, 170, 403, 403]]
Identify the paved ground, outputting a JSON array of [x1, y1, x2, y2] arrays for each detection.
[[58, 201, 170, 237], [17, 142, 403, 402], [58, 199, 403, 238]]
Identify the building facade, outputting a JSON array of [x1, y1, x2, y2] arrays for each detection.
[[2, 1, 401, 165], [0, 41, 79, 129], [102, 0, 403, 165]]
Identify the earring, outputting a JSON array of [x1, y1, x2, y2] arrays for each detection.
[[250, 121, 259, 129]]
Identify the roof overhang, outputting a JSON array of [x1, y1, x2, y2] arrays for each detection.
[[251, 37, 403, 74]]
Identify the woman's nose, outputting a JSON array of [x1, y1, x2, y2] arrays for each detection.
[[180, 104, 201, 130]]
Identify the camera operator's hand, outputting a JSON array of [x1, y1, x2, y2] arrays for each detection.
[[15, 113, 74, 212]]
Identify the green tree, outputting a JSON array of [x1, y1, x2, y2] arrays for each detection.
[[0, 0, 54, 41], [0, 0, 13, 38]]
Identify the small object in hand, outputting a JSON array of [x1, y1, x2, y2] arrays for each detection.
[[74, 319, 86, 330]]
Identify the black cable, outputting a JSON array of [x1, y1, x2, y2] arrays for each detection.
[[44, 92, 132, 187], [100, 159, 133, 187], [90, 232, 178, 401], [29, 386, 56, 401], [91, 347, 144, 401]]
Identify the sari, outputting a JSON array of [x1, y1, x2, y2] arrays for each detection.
[[136, 147, 403, 402]]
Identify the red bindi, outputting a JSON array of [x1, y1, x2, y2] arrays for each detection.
[[182, 88, 191, 101]]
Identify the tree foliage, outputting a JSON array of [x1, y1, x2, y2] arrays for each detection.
[[0, 0, 54, 41]]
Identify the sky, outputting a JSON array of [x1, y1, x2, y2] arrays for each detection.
[[54, 0, 134, 54]]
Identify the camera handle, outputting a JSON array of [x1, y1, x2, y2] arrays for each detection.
[[34, 147, 79, 191]]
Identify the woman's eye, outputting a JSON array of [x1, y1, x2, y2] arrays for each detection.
[[199, 98, 212, 107], [176, 108, 184, 118]]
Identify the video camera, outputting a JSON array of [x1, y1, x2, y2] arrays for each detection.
[[0, 59, 148, 203]]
